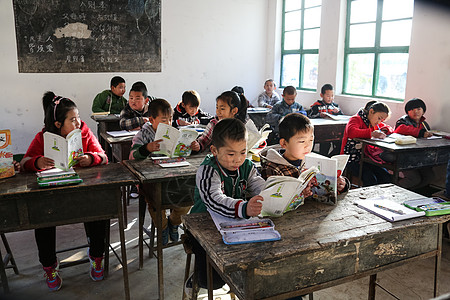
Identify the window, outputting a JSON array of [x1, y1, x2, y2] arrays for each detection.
[[280, 0, 322, 90], [343, 0, 414, 99]]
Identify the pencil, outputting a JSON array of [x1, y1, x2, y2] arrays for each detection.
[[422, 122, 429, 132], [374, 204, 405, 215]]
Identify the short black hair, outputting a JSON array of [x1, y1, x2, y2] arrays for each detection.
[[212, 118, 246, 149], [182, 90, 200, 107], [148, 98, 172, 119], [283, 85, 297, 96], [279, 113, 313, 142], [110, 76, 125, 88], [130, 81, 148, 98], [364, 100, 391, 115], [321, 84, 333, 95]]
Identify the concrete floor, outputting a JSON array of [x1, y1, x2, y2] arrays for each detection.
[[1, 197, 450, 300]]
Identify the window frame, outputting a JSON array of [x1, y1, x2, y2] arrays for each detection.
[[342, 0, 412, 101], [280, 0, 321, 91]]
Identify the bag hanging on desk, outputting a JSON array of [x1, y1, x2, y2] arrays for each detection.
[[0, 129, 15, 179]]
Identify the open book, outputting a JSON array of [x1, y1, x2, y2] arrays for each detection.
[[371, 133, 416, 144], [0, 129, 15, 179], [403, 197, 450, 216], [208, 209, 281, 245], [44, 129, 83, 171], [154, 123, 199, 157], [304, 153, 349, 205], [260, 166, 318, 217], [246, 119, 271, 154], [321, 112, 351, 121], [355, 197, 425, 222]]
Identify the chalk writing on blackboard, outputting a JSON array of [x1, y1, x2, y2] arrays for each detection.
[[13, 0, 161, 73]]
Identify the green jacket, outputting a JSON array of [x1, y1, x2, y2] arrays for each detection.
[[92, 89, 127, 114]]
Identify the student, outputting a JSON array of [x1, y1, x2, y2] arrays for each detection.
[[172, 90, 213, 128], [21, 92, 108, 292], [308, 84, 343, 157], [260, 113, 348, 194], [341, 101, 393, 187], [189, 118, 265, 290], [266, 85, 306, 144], [256, 79, 281, 108], [130, 99, 199, 245], [92, 76, 127, 114], [394, 98, 435, 188], [194, 90, 247, 152], [119, 81, 150, 131]]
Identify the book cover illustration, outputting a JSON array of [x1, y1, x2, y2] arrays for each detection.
[[0, 129, 15, 179], [304, 153, 349, 205], [403, 197, 450, 216], [44, 129, 83, 171], [154, 123, 199, 157]]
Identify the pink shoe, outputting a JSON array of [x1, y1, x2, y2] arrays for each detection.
[[43, 261, 62, 291], [88, 249, 104, 281]]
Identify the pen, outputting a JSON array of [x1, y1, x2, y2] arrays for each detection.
[[374, 204, 405, 215], [422, 122, 429, 132], [222, 221, 270, 229]]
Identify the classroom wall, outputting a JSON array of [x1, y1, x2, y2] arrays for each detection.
[[0, 0, 270, 153]]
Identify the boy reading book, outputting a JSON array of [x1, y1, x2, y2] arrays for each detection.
[[189, 118, 265, 292], [260, 113, 349, 199]]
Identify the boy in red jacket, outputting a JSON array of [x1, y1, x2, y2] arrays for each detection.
[[394, 98, 433, 138]]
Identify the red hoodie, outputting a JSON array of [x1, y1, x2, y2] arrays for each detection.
[[21, 121, 107, 172]]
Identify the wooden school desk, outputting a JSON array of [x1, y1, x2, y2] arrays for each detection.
[[123, 155, 205, 300], [355, 137, 450, 184], [183, 184, 450, 300], [0, 163, 136, 299], [90, 114, 121, 159], [310, 116, 350, 144], [99, 132, 134, 163], [248, 108, 270, 129]]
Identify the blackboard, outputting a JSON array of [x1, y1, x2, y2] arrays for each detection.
[[12, 0, 161, 73]]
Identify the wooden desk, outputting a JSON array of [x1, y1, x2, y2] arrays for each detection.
[[310, 116, 350, 144], [123, 156, 205, 300], [248, 108, 270, 129], [0, 163, 136, 299], [100, 132, 134, 163], [355, 137, 450, 184], [183, 184, 450, 300], [90, 114, 121, 159]]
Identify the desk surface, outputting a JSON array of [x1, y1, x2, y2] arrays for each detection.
[[100, 131, 135, 145], [355, 137, 450, 152], [90, 114, 121, 122], [310, 116, 351, 126], [183, 184, 450, 299]]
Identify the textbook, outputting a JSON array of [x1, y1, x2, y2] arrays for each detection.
[[355, 197, 425, 222], [0, 129, 15, 179], [36, 167, 83, 187], [304, 153, 349, 205], [44, 129, 83, 171], [246, 119, 271, 154], [154, 123, 199, 157], [106, 130, 139, 137], [321, 112, 351, 121], [260, 166, 318, 217], [403, 197, 450, 216], [208, 209, 281, 245]]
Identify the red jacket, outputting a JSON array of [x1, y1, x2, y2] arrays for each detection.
[[22, 121, 107, 172], [394, 115, 429, 138]]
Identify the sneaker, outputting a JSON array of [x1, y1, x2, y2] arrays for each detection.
[[130, 185, 139, 199], [88, 248, 104, 281], [161, 226, 169, 246], [43, 261, 62, 291], [168, 219, 179, 242]]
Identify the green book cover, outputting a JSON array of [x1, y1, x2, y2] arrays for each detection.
[[403, 198, 450, 216]]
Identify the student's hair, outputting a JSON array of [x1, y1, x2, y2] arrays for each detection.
[[363, 100, 391, 115], [282, 85, 297, 96], [212, 118, 247, 149], [110, 76, 125, 88], [321, 84, 334, 95], [182, 90, 201, 107], [216, 91, 248, 123], [264, 79, 276, 87], [42, 91, 77, 135], [279, 113, 313, 141], [231, 86, 244, 95], [130, 81, 148, 98], [148, 98, 172, 119]]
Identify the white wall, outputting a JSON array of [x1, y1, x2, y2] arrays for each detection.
[[0, 0, 270, 153]]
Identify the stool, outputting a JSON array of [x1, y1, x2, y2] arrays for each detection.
[[182, 233, 198, 300], [0, 233, 19, 293]]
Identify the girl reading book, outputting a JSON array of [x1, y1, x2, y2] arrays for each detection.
[[21, 91, 108, 291]]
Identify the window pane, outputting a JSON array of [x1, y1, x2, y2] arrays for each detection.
[[380, 20, 412, 46], [383, 0, 414, 20], [285, 11, 302, 31], [284, 31, 300, 50], [345, 54, 374, 95], [301, 54, 318, 89], [281, 54, 301, 87], [304, 7, 321, 29], [349, 23, 376, 47], [376, 53, 408, 98], [304, 0, 321, 8], [350, 0, 377, 23], [303, 28, 320, 49], [285, 0, 301, 12]]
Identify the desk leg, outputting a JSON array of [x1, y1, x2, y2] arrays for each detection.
[[368, 274, 377, 300], [152, 183, 165, 300], [0, 246, 10, 293], [434, 223, 443, 297], [139, 190, 145, 270], [117, 189, 130, 300], [392, 155, 400, 185], [206, 256, 213, 300], [121, 186, 128, 226], [358, 144, 365, 187]]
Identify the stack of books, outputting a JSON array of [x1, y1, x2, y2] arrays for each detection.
[[36, 168, 83, 187]]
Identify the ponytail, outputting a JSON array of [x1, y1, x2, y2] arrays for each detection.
[[236, 93, 248, 122]]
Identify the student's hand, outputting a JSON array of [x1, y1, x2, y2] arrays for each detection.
[[190, 141, 200, 152], [75, 154, 93, 167], [319, 112, 326, 118], [301, 181, 313, 198], [337, 176, 346, 192], [143, 117, 150, 123], [146, 139, 163, 153], [178, 120, 191, 126], [424, 131, 433, 138], [332, 108, 340, 114], [266, 105, 273, 109], [246, 195, 264, 217], [36, 157, 55, 170], [13, 160, 20, 172], [371, 130, 386, 139]]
